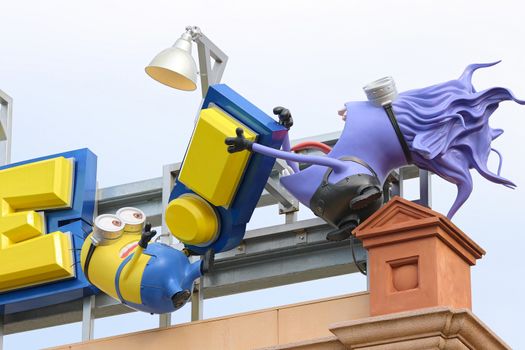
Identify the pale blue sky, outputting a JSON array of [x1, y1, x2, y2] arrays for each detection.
[[1, 0, 525, 348]]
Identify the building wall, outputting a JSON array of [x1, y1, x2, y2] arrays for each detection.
[[50, 292, 369, 350]]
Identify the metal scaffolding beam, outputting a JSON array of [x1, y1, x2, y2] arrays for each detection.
[[1, 131, 431, 339], [204, 218, 366, 298], [2, 219, 364, 335], [97, 177, 163, 227], [0, 90, 12, 166]]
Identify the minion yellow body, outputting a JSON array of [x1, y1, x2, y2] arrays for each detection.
[[80, 209, 203, 314], [80, 232, 150, 305]]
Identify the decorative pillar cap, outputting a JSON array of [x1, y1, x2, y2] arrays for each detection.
[[353, 196, 485, 265]]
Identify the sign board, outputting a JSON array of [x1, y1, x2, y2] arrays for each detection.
[[0, 149, 97, 314]]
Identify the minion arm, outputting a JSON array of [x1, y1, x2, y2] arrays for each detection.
[[281, 134, 300, 173], [225, 128, 347, 174], [122, 223, 156, 280]]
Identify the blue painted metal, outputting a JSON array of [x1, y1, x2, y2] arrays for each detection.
[[170, 84, 287, 254], [0, 149, 98, 314], [114, 243, 201, 314]]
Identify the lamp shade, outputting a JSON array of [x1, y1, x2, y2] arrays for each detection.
[[145, 33, 198, 91]]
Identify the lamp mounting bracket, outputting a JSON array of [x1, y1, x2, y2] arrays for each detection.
[[186, 25, 229, 98]]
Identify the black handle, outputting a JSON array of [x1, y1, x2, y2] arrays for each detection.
[[138, 223, 156, 249], [273, 106, 293, 129], [225, 127, 253, 153]]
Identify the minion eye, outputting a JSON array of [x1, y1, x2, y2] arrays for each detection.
[[116, 207, 146, 234], [92, 214, 125, 246]]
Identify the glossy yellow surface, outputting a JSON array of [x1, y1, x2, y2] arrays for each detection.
[[178, 107, 257, 207], [0, 231, 74, 292], [0, 157, 75, 292], [81, 233, 149, 304], [165, 194, 219, 245], [119, 246, 149, 304]]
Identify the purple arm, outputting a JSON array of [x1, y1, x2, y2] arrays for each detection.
[[251, 142, 346, 174], [281, 134, 300, 173]]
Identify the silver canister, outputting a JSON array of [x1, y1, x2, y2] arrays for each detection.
[[363, 76, 398, 107], [91, 214, 125, 246], [116, 207, 146, 234]]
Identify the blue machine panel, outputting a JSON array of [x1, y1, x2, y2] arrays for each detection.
[[170, 84, 287, 254]]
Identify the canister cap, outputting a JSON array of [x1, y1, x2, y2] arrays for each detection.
[[92, 214, 125, 245], [363, 76, 398, 106], [165, 194, 219, 246], [116, 207, 146, 234]]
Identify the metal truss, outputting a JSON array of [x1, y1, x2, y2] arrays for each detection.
[[0, 90, 12, 166], [187, 26, 229, 98], [2, 218, 365, 335], [0, 131, 431, 346]]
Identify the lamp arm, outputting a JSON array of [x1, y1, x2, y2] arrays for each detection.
[[187, 26, 229, 98]]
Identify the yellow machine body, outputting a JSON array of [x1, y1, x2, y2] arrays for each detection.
[[0, 157, 75, 292], [178, 106, 257, 208], [165, 194, 219, 245], [80, 233, 150, 304]]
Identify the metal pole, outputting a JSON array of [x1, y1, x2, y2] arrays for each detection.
[[195, 40, 212, 98], [0, 313, 4, 350], [159, 313, 171, 328], [81, 296, 95, 341], [419, 169, 432, 208], [191, 279, 203, 321], [398, 169, 405, 198], [387, 169, 403, 200], [82, 185, 97, 340], [284, 211, 298, 224], [157, 233, 172, 328], [0, 90, 13, 166], [158, 165, 180, 328], [189, 27, 228, 98]]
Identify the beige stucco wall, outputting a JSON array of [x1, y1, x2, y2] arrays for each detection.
[[50, 292, 369, 350]]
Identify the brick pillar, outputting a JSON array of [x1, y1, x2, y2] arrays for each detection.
[[353, 196, 485, 316], [323, 197, 511, 349]]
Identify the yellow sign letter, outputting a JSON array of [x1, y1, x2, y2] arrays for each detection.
[[0, 157, 75, 292]]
